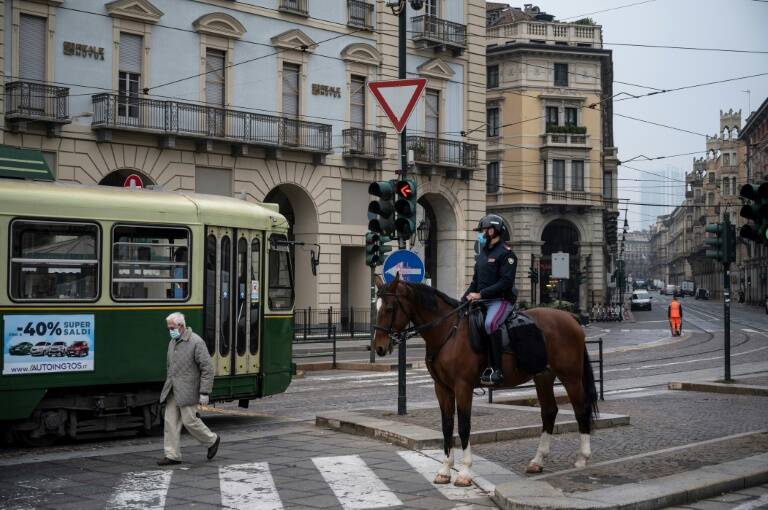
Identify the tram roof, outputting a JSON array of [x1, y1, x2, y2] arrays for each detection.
[[0, 179, 287, 231]]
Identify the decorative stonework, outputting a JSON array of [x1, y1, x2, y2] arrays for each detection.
[[340, 43, 381, 66], [192, 12, 246, 39], [416, 58, 455, 80], [105, 0, 163, 23], [271, 29, 317, 52]]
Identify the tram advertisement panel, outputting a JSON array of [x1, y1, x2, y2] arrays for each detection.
[[3, 315, 95, 375]]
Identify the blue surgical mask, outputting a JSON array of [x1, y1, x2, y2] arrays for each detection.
[[169, 328, 181, 340], [476, 232, 487, 248]]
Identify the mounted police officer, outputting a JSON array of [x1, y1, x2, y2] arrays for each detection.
[[463, 214, 518, 386]]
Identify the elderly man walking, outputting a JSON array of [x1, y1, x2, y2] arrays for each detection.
[[157, 312, 220, 466]]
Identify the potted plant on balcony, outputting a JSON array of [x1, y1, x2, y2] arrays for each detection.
[[409, 141, 427, 160]]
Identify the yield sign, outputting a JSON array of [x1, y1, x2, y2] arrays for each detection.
[[368, 78, 427, 133]]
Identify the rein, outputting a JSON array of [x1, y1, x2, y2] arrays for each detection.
[[373, 290, 470, 346]]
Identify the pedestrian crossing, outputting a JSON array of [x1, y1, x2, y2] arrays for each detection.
[[104, 450, 500, 510]]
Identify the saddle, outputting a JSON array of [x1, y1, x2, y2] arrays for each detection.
[[468, 306, 548, 374]]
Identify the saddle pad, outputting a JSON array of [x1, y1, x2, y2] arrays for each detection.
[[468, 307, 486, 355], [504, 312, 548, 374]]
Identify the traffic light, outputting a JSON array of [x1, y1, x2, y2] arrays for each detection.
[[365, 232, 393, 267], [368, 180, 396, 235], [394, 178, 418, 240], [705, 223, 725, 262], [739, 182, 768, 244]]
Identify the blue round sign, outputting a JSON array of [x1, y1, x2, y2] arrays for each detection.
[[382, 249, 425, 283]]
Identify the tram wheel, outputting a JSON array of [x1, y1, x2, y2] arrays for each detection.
[[13, 430, 57, 447]]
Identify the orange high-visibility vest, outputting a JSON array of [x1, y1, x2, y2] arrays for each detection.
[[669, 300, 682, 318]]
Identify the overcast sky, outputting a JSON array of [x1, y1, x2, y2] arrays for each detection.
[[489, 0, 768, 230]]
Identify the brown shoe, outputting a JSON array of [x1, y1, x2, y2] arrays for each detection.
[[157, 457, 182, 466], [207, 435, 220, 460]]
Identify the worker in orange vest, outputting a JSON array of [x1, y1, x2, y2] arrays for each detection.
[[668, 296, 683, 336]]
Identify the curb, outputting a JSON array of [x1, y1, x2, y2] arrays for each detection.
[[668, 381, 768, 397], [492, 451, 768, 510], [297, 361, 410, 372], [315, 409, 629, 450]]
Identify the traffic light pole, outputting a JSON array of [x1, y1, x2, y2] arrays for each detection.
[[397, 3, 407, 416], [370, 267, 376, 364], [723, 215, 732, 382]]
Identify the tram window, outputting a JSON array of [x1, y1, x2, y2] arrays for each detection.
[[236, 237, 248, 357], [268, 234, 294, 310], [219, 235, 231, 357], [10, 220, 99, 301], [204, 234, 216, 355], [250, 237, 261, 355], [111, 225, 190, 301]]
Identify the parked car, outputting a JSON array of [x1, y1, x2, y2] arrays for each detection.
[[664, 284, 676, 296], [30, 342, 51, 356], [631, 290, 652, 311], [695, 288, 710, 300], [47, 341, 68, 357], [673, 286, 685, 298], [9, 342, 33, 356], [66, 340, 89, 357]]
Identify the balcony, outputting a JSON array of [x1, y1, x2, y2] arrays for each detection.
[[411, 15, 467, 56], [5, 81, 70, 135], [487, 21, 603, 47], [406, 136, 477, 179], [541, 132, 590, 148], [91, 93, 332, 162], [347, 0, 374, 31], [279, 0, 308, 16], [342, 128, 385, 167]]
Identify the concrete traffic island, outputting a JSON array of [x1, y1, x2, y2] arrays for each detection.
[[316, 403, 629, 450]]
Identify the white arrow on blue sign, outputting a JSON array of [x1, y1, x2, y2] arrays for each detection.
[[382, 249, 425, 284]]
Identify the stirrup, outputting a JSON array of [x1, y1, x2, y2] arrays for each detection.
[[481, 367, 503, 386]]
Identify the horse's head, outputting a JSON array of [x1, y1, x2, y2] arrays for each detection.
[[372, 273, 412, 356]]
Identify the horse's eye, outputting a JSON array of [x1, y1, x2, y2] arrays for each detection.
[[385, 306, 394, 312]]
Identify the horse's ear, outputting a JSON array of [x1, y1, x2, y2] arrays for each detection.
[[393, 272, 401, 285], [374, 274, 384, 290]]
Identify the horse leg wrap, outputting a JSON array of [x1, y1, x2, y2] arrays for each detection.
[[455, 442, 473, 486], [527, 432, 551, 473], [575, 433, 591, 468], [434, 449, 454, 484]]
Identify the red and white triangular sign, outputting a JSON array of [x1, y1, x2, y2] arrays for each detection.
[[368, 78, 427, 133]]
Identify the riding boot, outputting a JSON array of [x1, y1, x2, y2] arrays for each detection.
[[481, 330, 505, 386]]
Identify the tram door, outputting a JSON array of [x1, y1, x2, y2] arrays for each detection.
[[205, 227, 263, 377]]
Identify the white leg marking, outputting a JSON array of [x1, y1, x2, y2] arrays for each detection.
[[313, 455, 401, 510], [530, 432, 552, 466], [575, 433, 591, 468], [107, 470, 172, 510], [398, 451, 484, 500], [219, 462, 283, 510], [438, 448, 454, 477], [458, 442, 473, 479]]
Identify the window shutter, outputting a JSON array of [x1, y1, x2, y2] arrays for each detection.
[[120, 33, 143, 74], [205, 49, 226, 106], [282, 63, 300, 117], [425, 90, 439, 138], [350, 76, 366, 128], [19, 15, 46, 82]]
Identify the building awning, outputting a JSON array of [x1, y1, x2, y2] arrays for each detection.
[[0, 146, 53, 181]]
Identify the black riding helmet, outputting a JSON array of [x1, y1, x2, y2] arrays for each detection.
[[474, 214, 508, 237]]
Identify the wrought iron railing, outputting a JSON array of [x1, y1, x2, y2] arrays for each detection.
[[342, 128, 385, 159], [279, 0, 308, 15], [411, 15, 467, 48], [91, 93, 332, 153], [406, 136, 477, 169], [5, 81, 69, 123], [347, 0, 374, 30]]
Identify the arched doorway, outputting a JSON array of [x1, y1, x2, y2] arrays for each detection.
[[264, 184, 318, 310], [417, 193, 458, 297], [540, 219, 580, 304], [99, 169, 154, 188]]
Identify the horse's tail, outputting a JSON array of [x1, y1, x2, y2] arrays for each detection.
[[582, 347, 600, 428]]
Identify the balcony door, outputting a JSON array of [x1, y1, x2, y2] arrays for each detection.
[[425, 89, 440, 162], [282, 63, 300, 145], [349, 75, 366, 153], [205, 49, 226, 138], [118, 33, 142, 125], [18, 14, 46, 113]]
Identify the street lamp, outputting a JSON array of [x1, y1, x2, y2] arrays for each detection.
[[416, 219, 430, 244]]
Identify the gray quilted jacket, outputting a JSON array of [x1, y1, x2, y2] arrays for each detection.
[[160, 327, 214, 407]]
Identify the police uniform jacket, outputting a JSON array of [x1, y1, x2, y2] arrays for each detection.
[[465, 241, 518, 302]]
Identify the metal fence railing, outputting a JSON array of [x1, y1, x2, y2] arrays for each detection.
[[406, 135, 478, 169], [279, 0, 308, 15], [5, 81, 69, 123], [411, 15, 467, 48], [347, 0, 374, 30], [488, 337, 604, 403], [293, 307, 371, 342], [293, 325, 337, 367], [343, 128, 386, 159]]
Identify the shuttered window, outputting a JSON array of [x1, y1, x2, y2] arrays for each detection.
[[19, 14, 46, 82], [282, 63, 300, 117], [553, 160, 565, 191], [120, 33, 142, 74], [425, 89, 439, 138], [572, 160, 584, 191], [350, 75, 366, 128], [205, 49, 226, 106], [118, 33, 142, 119]]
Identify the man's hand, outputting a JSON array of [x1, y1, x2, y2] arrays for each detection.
[[466, 292, 482, 301], [199, 394, 209, 406]]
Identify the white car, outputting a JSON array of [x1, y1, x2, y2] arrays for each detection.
[[30, 341, 51, 356], [631, 290, 652, 311]]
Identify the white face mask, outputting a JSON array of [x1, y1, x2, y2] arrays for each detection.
[[169, 328, 181, 340]]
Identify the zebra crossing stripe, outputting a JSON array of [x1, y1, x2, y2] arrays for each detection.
[[312, 454, 402, 509], [106, 470, 172, 509], [397, 451, 485, 500], [219, 462, 283, 510]]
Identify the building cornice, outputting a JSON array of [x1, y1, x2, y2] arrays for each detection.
[[487, 43, 611, 58], [193, 12, 247, 39]]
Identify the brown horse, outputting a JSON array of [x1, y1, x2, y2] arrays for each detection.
[[372, 275, 599, 487]]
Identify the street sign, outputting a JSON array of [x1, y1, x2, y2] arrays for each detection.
[[382, 249, 425, 283], [551, 252, 569, 279], [368, 79, 427, 133], [124, 174, 143, 188]]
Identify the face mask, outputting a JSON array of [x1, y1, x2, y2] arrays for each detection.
[[476, 232, 487, 248], [169, 328, 181, 340]]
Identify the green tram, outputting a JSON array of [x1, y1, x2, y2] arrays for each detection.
[[0, 179, 295, 444]]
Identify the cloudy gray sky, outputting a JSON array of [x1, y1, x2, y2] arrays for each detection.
[[490, 0, 768, 230]]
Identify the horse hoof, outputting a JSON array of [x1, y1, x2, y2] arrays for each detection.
[[526, 463, 544, 474], [433, 473, 451, 484], [453, 475, 473, 487], [574, 459, 587, 469]]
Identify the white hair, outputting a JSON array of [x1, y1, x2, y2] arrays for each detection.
[[165, 312, 186, 327]]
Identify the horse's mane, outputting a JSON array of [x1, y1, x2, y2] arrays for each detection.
[[405, 282, 461, 310]]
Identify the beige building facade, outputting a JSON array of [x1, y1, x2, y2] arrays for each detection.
[[0, 0, 486, 314]]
